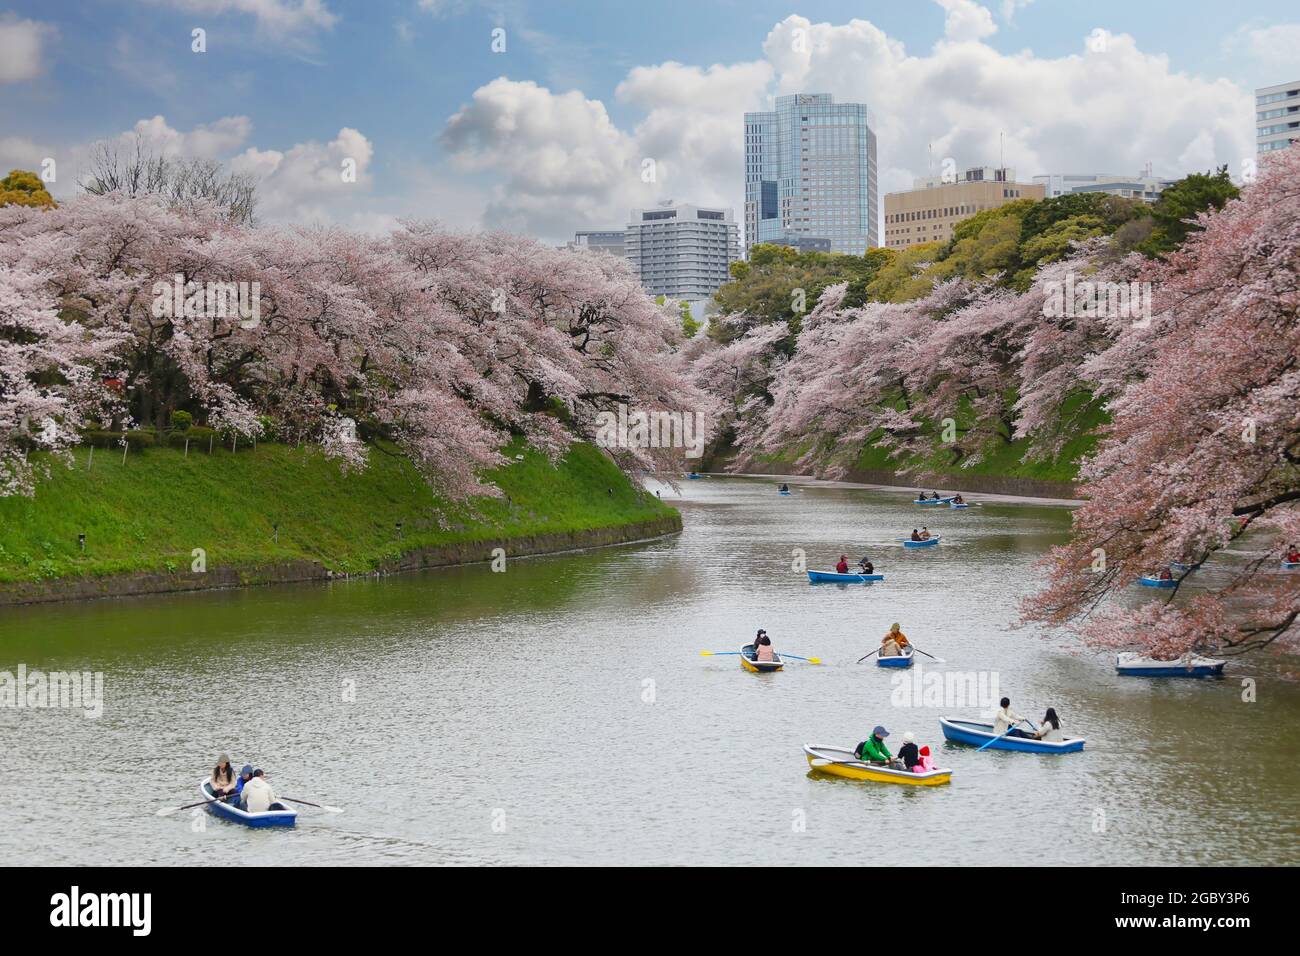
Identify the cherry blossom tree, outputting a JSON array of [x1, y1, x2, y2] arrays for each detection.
[[0, 193, 710, 499], [1022, 145, 1300, 657]]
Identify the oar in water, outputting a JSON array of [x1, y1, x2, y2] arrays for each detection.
[[909, 645, 947, 663], [157, 796, 224, 817], [281, 796, 344, 814], [976, 719, 1033, 752], [856, 649, 880, 663], [775, 653, 821, 664]]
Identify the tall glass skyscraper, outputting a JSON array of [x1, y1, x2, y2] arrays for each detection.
[[743, 93, 878, 256]]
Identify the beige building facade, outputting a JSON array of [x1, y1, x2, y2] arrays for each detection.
[[883, 167, 1044, 249]]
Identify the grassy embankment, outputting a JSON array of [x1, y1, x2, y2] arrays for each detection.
[[0, 439, 675, 584], [748, 392, 1109, 485]]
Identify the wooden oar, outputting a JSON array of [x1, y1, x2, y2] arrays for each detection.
[[157, 795, 225, 816], [281, 796, 343, 813], [909, 645, 947, 663], [856, 648, 880, 663]]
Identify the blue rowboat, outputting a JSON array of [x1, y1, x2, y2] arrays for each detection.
[[740, 643, 783, 673], [1115, 652, 1225, 678], [901, 536, 941, 548], [200, 780, 296, 828], [808, 569, 884, 583], [779, 490, 792, 496], [1139, 575, 1176, 588], [912, 498, 950, 505], [686, 473, 702, 480], [1282, 561, 1300, 569], [940, 717, 1085, 754], [1171, 561, 1201, 571], [950, 502, 969, 509], [877, 646, 914, 668]]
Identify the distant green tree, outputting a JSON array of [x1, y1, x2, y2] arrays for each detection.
[[0, 169, 55, 209], [1138, 167, 1240, 256]]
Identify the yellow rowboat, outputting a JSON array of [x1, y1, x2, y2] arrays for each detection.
[[803, 744, 953, 786], [740, 643, 783, 673]]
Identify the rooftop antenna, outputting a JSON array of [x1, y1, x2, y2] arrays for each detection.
[[999, 131, 1005, 179]]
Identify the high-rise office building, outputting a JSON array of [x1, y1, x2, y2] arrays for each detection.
[[1033, 171, 1173, 203], [744, 93, 878, 255], [1256, 80, 1300, 154], [624, 201, 739, 305], [883, 166, 1044, 249], [568, 230, 626, 257]]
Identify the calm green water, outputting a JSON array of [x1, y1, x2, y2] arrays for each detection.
[[2, 478, 1298, 865]]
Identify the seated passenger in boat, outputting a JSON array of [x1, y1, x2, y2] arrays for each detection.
[[836, 554, 850, 574], [919, 527, 931, 540], [880, 623, 909, 656], [857, 556, 874, 574], [899, 732, 920, 770], [910, 529, 922, 541], [1158, 567, 1173, 580], [241, 769, 279, 812], [1286, 545, 1300, 563], [994, 698, 1032, 738], [779, 483, 789, 492], [210, 754, 237, 800], [1034, 708, 1063, 742], [952, 494, 964, 504], [754, 634, 776, 662], [229, 764, 254, 802], [915, 745, 935, 772], [855, 726, 899, 767]]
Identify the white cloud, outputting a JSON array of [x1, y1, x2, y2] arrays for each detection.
[[936, 0, 998, 43], [434, 5, 1256, 243], [1224, 23, 1300, 82], [0, 14, 56, 83], [229, 126, 374, 221], [129, 115, 255, 158], [141, 0, 337, 36], [999, 0, 1035, 24]]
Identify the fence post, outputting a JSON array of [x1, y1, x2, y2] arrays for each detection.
[[87, 445, 94, 469]]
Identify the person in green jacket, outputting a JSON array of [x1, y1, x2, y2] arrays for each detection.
[[856, 725, 898, 766]]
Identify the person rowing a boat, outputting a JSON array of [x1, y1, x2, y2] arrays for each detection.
[[910, 528, 922, 541], [836, 554, 850, 574], [1286, 544, 1300, 563], [880, 622, 910, 657], [241, 768, 280, 813], [952, 494, 964, 504], [919, 527, 931, 540], [1158, 566, 1173, 580], [855, 726, 903, 768], [210, 754, 238, 801], [993, 697, 1034, 738], [857, 556, 874, 574], [779, 483, 789, 493]]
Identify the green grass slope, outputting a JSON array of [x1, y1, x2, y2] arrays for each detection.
[[0, 440, 675, 583]]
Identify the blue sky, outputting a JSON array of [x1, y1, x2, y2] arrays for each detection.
[[2, 1, 1297, 238]]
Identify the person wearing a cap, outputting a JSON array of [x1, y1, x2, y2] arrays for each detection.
[[857, 726, 895, 765], [210, 754, 237, 800], [898, 732, 921, 770], [229, 764, 254, 803], [240, 768, 280, 813]]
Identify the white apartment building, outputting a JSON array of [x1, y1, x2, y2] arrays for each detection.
[[624, 202, 739, 308], [1256, 80, 1300, 154]]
